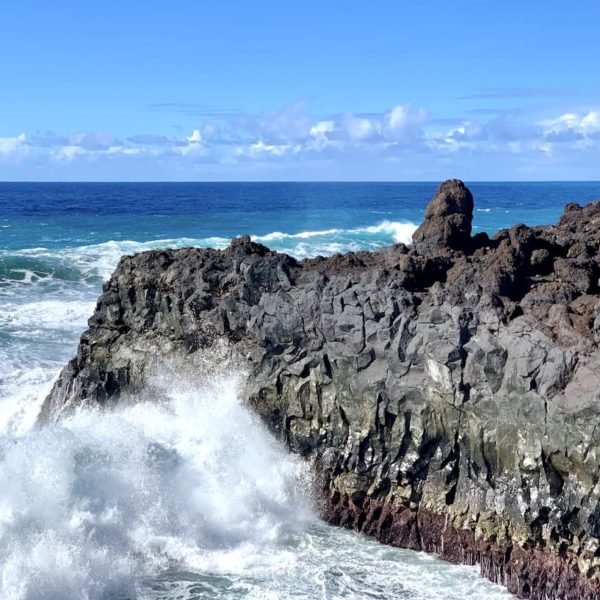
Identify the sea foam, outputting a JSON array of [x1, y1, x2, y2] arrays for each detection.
[[0, 355, 512, 600], [252, 220, 418, 258], [0, 356, 312, 600]]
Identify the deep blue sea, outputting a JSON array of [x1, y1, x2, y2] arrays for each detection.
[[1, 181, 599, 600], [2, 181, 599, 252]]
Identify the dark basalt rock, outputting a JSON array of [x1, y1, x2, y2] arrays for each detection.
[[42, 180, 600, 599], [412, 178, 474, 256]]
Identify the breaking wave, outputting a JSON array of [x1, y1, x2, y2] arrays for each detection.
[[0, 356, 512, 600], [0, 357, 313, 599], [0, 219, 416, 289], [252, 220, 417, 256], [0, 219, 512, 599]]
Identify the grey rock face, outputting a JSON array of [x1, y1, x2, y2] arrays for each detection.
[[43, 181, 600, 599]]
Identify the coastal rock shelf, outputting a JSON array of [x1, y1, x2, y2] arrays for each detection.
[[43, 180, 600, 599]]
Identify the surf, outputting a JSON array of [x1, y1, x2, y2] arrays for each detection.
[[0, 356, 312, 599], [0, 354, 512, 600]]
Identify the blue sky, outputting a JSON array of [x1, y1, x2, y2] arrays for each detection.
[[1, 0, 599, 181]]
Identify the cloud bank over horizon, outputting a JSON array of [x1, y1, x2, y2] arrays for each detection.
[[1, 100, 599, 181], [2, 2, 598, 181]]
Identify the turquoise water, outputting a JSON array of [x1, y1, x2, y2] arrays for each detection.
[[2, 181, 598, 599]]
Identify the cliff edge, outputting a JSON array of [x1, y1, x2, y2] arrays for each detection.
[[43, 180, 600, 599]]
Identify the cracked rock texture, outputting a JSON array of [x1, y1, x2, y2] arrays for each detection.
[[43, 180, 600, 599]]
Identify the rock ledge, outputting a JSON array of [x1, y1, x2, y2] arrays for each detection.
[[44, 180, 600, 599]]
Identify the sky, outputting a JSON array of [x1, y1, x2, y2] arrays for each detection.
[[0, 0, 599, 181]]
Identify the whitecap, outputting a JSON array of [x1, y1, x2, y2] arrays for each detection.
[[254, 229, 342, 242], [254, 221, 416, 248], [359, 220, 418, 244]]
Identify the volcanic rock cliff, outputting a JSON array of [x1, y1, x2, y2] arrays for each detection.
[[43, 180, 600, 599]]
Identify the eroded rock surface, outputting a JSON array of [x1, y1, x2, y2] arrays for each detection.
[[412, 178, 474, 255], [43, 181, 600, 599]]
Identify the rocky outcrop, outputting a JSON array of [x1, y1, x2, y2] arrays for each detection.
[[412, 178, 474, 256], [43, 181, 600, 599]]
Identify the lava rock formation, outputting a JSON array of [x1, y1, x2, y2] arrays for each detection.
[[43, 180, 600, 599]]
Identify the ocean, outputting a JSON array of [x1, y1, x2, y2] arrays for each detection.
[[1, 181, 599, 599]]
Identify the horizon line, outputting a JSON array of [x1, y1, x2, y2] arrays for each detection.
[[1, 179, 600, 185]]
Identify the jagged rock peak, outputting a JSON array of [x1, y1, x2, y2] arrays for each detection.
[[412, 178, 474, 256]]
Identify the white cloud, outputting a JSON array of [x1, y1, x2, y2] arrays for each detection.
[[387, 105, 410, 129], [53, 143, 144, 162], [236, 140, 299, 159], [541, 110, 600, 140], [428, 107, 600, 157], [258, 102, 312, 142], [106, 146, 142, 156], [173, 129, 210, 157], [54, 145, 87, 162], [4, 102, 599, 179], [186, 129, 202, 143], [435, 121, 482, 152], [310, 120, 335, 137], [306, 120, 336, 152], [581, 111, 600, 132], [0, 133, 30, 160], [342, 114, 377, 141], [383, 104, 428, 141]]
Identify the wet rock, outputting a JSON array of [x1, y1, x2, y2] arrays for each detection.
[[42, 181, 600, 599]]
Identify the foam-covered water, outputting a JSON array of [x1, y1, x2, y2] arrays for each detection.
[[0, 357, 513, 600], [4, 181, 598, 599], [0, 358, 308, 598]]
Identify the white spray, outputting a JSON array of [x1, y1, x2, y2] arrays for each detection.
[[0, 355, 312, 600]]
